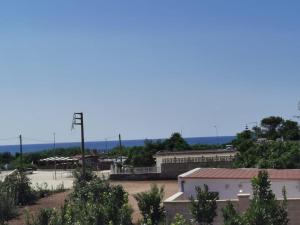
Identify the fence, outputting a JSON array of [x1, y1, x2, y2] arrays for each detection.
[[162, 155, 235, 164], [111, 166, 161, 175]]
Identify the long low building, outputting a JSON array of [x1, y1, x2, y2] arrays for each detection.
[[154, 149, 237, 168], [164, 168, 300, 225], [154, 149, 237, 178]]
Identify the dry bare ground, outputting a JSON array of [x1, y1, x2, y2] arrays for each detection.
[[8, 180, 178, 225], [8, 191, 71, 225], [111, 180, 178, 224]]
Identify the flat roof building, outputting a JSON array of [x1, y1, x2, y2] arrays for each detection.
[[164, 168, 300, 225]]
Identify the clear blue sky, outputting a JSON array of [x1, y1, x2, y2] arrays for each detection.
[[0, 0, 300, 145]]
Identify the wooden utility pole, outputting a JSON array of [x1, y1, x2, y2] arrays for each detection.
[[19, 134, 23, 170], [53, 132, 57, 180], [72, 113, 86, 178], [119, 134, 122, 165]]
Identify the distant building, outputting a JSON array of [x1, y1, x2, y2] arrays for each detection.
[[164, 168, 300, 225], [154, 149, 237, 178]]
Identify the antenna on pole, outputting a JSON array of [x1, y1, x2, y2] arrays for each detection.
[[71, 112, 86, 179]]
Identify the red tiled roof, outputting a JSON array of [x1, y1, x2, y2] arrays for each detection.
[[183, 168, 300, 180]]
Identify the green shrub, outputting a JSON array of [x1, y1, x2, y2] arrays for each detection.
[[0, 191, 17, 224], [171, 214, 190, 225], [26, 176, 133, 225], [1, 170, 37, 205], [134, 184, 165, 225]]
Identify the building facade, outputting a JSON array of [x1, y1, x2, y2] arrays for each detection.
[[164, 168, 300, 225]]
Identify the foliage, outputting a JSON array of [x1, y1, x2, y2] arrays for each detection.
[[134, 184, 165, 225], [0, 191, 17, 224], [34, 182, 66, 199], [233, 116, 300, 169], [222, 202, 243, 225], [260, 116, 284, 140], [0, 147, 89, 170], [171, 214, 190, 225], [0, 170, 38, 223], [223, 171, 289, 225], [113, 133, 222, 167], [190, 184, 219, 225], [26, 174, 133, 225], [233, 141, 300, 169], [163, 133, 191, 151], [246, 116, 300, 141], [244, 171, 289, 225], [1, 170, 37, 205], [0, 152, 14, 168]]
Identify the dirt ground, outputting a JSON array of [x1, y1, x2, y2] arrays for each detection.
[[111, 180, 178, 224], [8, 190, 71, 225], [8, 180, 178, 225]]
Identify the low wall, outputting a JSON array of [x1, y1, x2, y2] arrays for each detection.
[[161, 161, 233, 179], [110, 173, 164, 181], [164, 193, 300, 225], [164, 193, 238, 225]]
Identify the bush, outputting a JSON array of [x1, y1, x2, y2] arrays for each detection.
[[0, 191, 17, 224], [190, 184, 219, 225], [26, 176, 133, 225], [1, 170, 37, 205], [171, 214, 190, 225], [134, 184, 165, 225]]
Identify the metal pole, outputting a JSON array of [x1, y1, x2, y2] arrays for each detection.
[[54, 132, 56, 180], [19, 134, 23, 170], [119, 134, 122, 165], [80, 113, 86, 178], [72, 112, 86, 178]]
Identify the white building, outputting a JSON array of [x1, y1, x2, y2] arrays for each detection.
[[164, 168, 300, 225], [178, 168, 300, 200], [154, 150, 236, 169]]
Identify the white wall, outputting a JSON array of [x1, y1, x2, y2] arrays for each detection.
[[179, 177, 300, 200], [155, 151, 236, 168]]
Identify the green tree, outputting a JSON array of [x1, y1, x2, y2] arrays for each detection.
[[279, 120, 300, 141], [190, 184, 219, 225], [134, 184, 165, 225], [260, 116, 284, 140], [222, 202, 243, 225], [163, 133, 191, 151], [245, 171, 289, 225]]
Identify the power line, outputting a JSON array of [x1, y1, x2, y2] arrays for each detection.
[[0, 136, 19, 141], [22, 137, 53, 143]]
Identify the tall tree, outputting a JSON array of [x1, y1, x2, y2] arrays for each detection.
[[245, 171, 289, 225], [163, 133, 191, 151], [190, 184, 219, 225], [260, 116, 284, 140], [279, 120, 300, 141]]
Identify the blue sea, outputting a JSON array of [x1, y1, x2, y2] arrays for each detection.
[[0, 136, 236, 154]]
